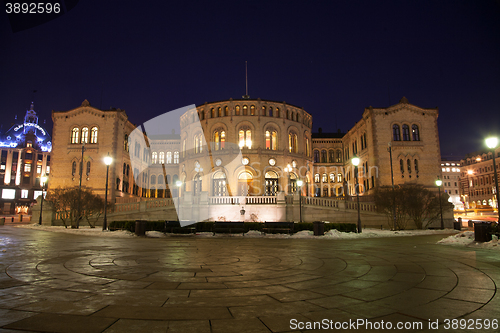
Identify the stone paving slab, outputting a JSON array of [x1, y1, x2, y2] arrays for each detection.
[[1, 226, 499, 332]]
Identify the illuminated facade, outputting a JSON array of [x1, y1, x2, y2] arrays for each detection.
[[460, 150, 500, 210], [440, 160, 462, 210], [48, 97, 442, 211], [0, 103, 51, 214]]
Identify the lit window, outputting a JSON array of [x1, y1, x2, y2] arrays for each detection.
[[174, 151, 179, 164], [36, 165, 42, 174], [2, 189, 16, 199], [166, 151, 172, 164], [305, 138, 310, 157], [322, 173, 327, 183], [442, 168, 445, 172], [213, 129, 226, 151], [194, 134, 203, 153], [81, 127, 89, 144], [24, 164, 31, 172], [329, 173, 335, 182], [288, 132, 298, 153], [159, 152, 164, 164], [239, 128, 252, 149], [314, 173, 320, 183], [313, 150, 319, 163], [91, 127, 98, 143], [265, 129, 277, 150], [21, 189, 29, 199], [71, 128, 79, 144], [152, 152, 158, 164], [337, 173, 342, 182], [446, 168, 450, 172]]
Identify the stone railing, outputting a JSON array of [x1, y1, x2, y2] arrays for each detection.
[[209, 196, 240, 205], [245, 196, 277, 204], [146, 198, 174, 209], [345, 201, 377, 212], [114, 201, 140, 212], [303, 197, 340, 208]]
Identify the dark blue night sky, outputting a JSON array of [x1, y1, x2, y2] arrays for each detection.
[[1, 0, 499, 158]]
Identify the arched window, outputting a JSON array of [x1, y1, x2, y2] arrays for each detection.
[[412, 124, 420, 141], [337, 173, 342, 182], [400, 159, 404, 176], [86, 161, 91, 175], [124, 134, 129, 151], [329, 173, 335, 183], [243, 105, 248, 115], [235, 105, 240, 115], [336, 150, 342, 163], [313, 150, 320, 163], [265, 171, 279, 196], [239, 128, 252, 149], [314, 174, 320, 183], [217, 107, 222, 117], [159, 152, 165, 164], [213, 171, 227, 196], [174, 151, 179, 164], [328, 150, 334, 163], [407, 159, 411, 175], [414, 159, 419, 175], [321, 150, 327, 163], [322, 173, 327, 183], [152, 152, 158, 164], [261, 106, 266, 116], [269, 107, 273, 117], [91, 127, 98, 143], [199, 111, 204, 120], [151, 175, 156, 184], [81, 127, 89, 144], [288, 132, 298, 153], [126, 165, 130, 176], [71, 161, 76, 176], [305, 137, 310, 157], [165, 151, 172, 164], [250, 105, 255, 115], [213, 129, 226, 151], [194, 134, 203, 153], [224, 106, 229, 116], [181, 139, 186, 158], [393, 124, 401, 141], [265, 129, 278, 150], [211, 108, 215, 118], [402, 125, 410, 141], [71, 128, 79, 144]]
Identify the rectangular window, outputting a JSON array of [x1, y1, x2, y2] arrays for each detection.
[[2, 189, 16, 199], [46, 166, 50, 174], [34, 190, 44, 199], [37, 165, 42, 174], [24, 164, 31, 172], [21, 189, 29, 198]]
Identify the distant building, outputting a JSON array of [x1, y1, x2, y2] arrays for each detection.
[[0, 103, 51, 214], [460, 149, 500, 210], [440, 160, 462, 210]]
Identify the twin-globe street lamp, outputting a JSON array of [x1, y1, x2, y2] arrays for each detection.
[[102, 154, 113, 231], [485, 137, 500, 222], [351, 156, 362, 233], [38, 174, 48, 225], [435, 179, 444, 229]]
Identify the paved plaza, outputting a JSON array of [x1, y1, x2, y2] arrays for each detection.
[[0, 226, 499, 333]]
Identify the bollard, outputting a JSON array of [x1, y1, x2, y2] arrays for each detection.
[[313, 221, 324, 236], [135, 220, 147, 236]]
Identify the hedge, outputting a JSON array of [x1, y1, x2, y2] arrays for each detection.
[[108, 220, 356, 233]]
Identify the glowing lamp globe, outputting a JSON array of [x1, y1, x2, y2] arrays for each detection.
[[436, 179, 443, 186], [104, 156, 113, 166], [351, 157, 360, 166], [485, 137, 498, 149]]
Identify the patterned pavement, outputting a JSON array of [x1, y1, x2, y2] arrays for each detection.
[[0, 226, 499, 332]]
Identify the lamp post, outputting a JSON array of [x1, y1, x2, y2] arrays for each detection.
[[387, 142, 397, 230], [465, 169, 474, 214], [296, 179, 303, 222], [351, 156, 361, 233], [485, 137, 499, 222], [284, 164, 292, 194], [102, 154, 113, 231], [436, 178, 444, 229], [38, 174, 48, 225]]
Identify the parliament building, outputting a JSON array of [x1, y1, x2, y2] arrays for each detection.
[[47, 96, 442, 212]]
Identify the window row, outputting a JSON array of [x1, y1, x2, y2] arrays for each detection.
[[313, 149, 343, 163], [314, 173, 343, 183], [71, 161, 91, 176], [150, 151, 180, 164], [197, 105, 311, 126], [400, 158, 419, 178], [71, 127, 98, 144], [393, 124, 420, 141]]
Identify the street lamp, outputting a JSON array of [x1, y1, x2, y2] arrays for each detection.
[[436, 178, 444, 229], [387, 142, 396, 230], [38, 173, 48, 225], [102, 154, 113, 231], [351, 156, 361, 233], [296, 179, 303, 222], [485, 137, 499, 222], [465, 169, 474, 214]]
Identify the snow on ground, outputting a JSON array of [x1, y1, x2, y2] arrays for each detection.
[[14, 223, 460, 240], [438, 231, 500, 250]]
